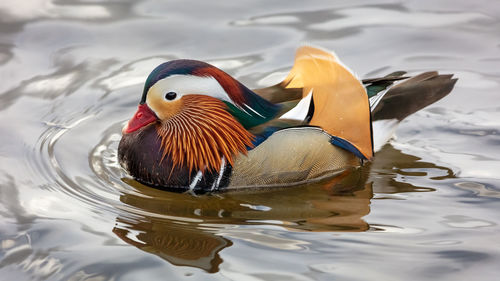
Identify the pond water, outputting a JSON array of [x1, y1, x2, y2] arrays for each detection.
[[1, 0, 500, 280]]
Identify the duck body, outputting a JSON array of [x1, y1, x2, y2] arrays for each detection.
[[119, 125, 359, 192], [118, 46, 456, 193]]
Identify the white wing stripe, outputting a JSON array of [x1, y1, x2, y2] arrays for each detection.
[[279, 89, 313, 121]]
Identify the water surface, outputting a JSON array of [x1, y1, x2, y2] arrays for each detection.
[[1, 1, 500, 280]]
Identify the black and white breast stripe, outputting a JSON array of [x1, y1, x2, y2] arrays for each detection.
[[187, 156, 232, 193]]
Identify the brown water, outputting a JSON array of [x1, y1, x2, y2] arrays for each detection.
[[1, 1, 500, 280]]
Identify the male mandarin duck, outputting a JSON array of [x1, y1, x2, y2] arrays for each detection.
[[118, 46, 456, 193]]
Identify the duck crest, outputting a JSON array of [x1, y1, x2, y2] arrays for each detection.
[[156, 95, 254, 174], [142, 59, 282, 129]]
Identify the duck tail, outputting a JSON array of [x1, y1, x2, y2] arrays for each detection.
[[367, 72, 457, 152]]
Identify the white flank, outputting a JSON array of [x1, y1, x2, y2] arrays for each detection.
[[279, 89, 313, 121], [372, 119, 399, 152]]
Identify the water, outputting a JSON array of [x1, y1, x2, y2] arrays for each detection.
[[1, 0, 500, 280]]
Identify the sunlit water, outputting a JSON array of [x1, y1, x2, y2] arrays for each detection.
[[1, 1, 500, 280]]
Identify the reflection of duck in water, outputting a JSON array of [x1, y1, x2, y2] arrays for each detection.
[[113, 216, 231, 273], [112, 146, 455, 272], [112, 170, 371, 273], [118, 46, 456, 192]]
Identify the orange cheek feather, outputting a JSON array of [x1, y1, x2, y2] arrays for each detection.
[[155, 95, 254, 173], [147, 92, 184, 120]]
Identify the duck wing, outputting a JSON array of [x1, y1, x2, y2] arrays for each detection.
[[253, 50, 456, 155], [272, 46, 374, 159]]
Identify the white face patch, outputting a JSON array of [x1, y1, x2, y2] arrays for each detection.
[[147, 74, 235, 105]]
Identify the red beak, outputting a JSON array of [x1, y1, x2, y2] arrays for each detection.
[[122, 104, 158, 134]]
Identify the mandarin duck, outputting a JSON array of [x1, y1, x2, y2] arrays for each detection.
[[118, 46, 456, 193]]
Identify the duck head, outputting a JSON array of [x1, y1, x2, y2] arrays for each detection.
[[120, 60, 280, 184]]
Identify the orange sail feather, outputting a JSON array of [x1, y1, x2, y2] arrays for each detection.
[[283, 46, 373, 159]]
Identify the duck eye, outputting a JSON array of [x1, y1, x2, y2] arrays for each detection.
[[165, 91, 177, 101]]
